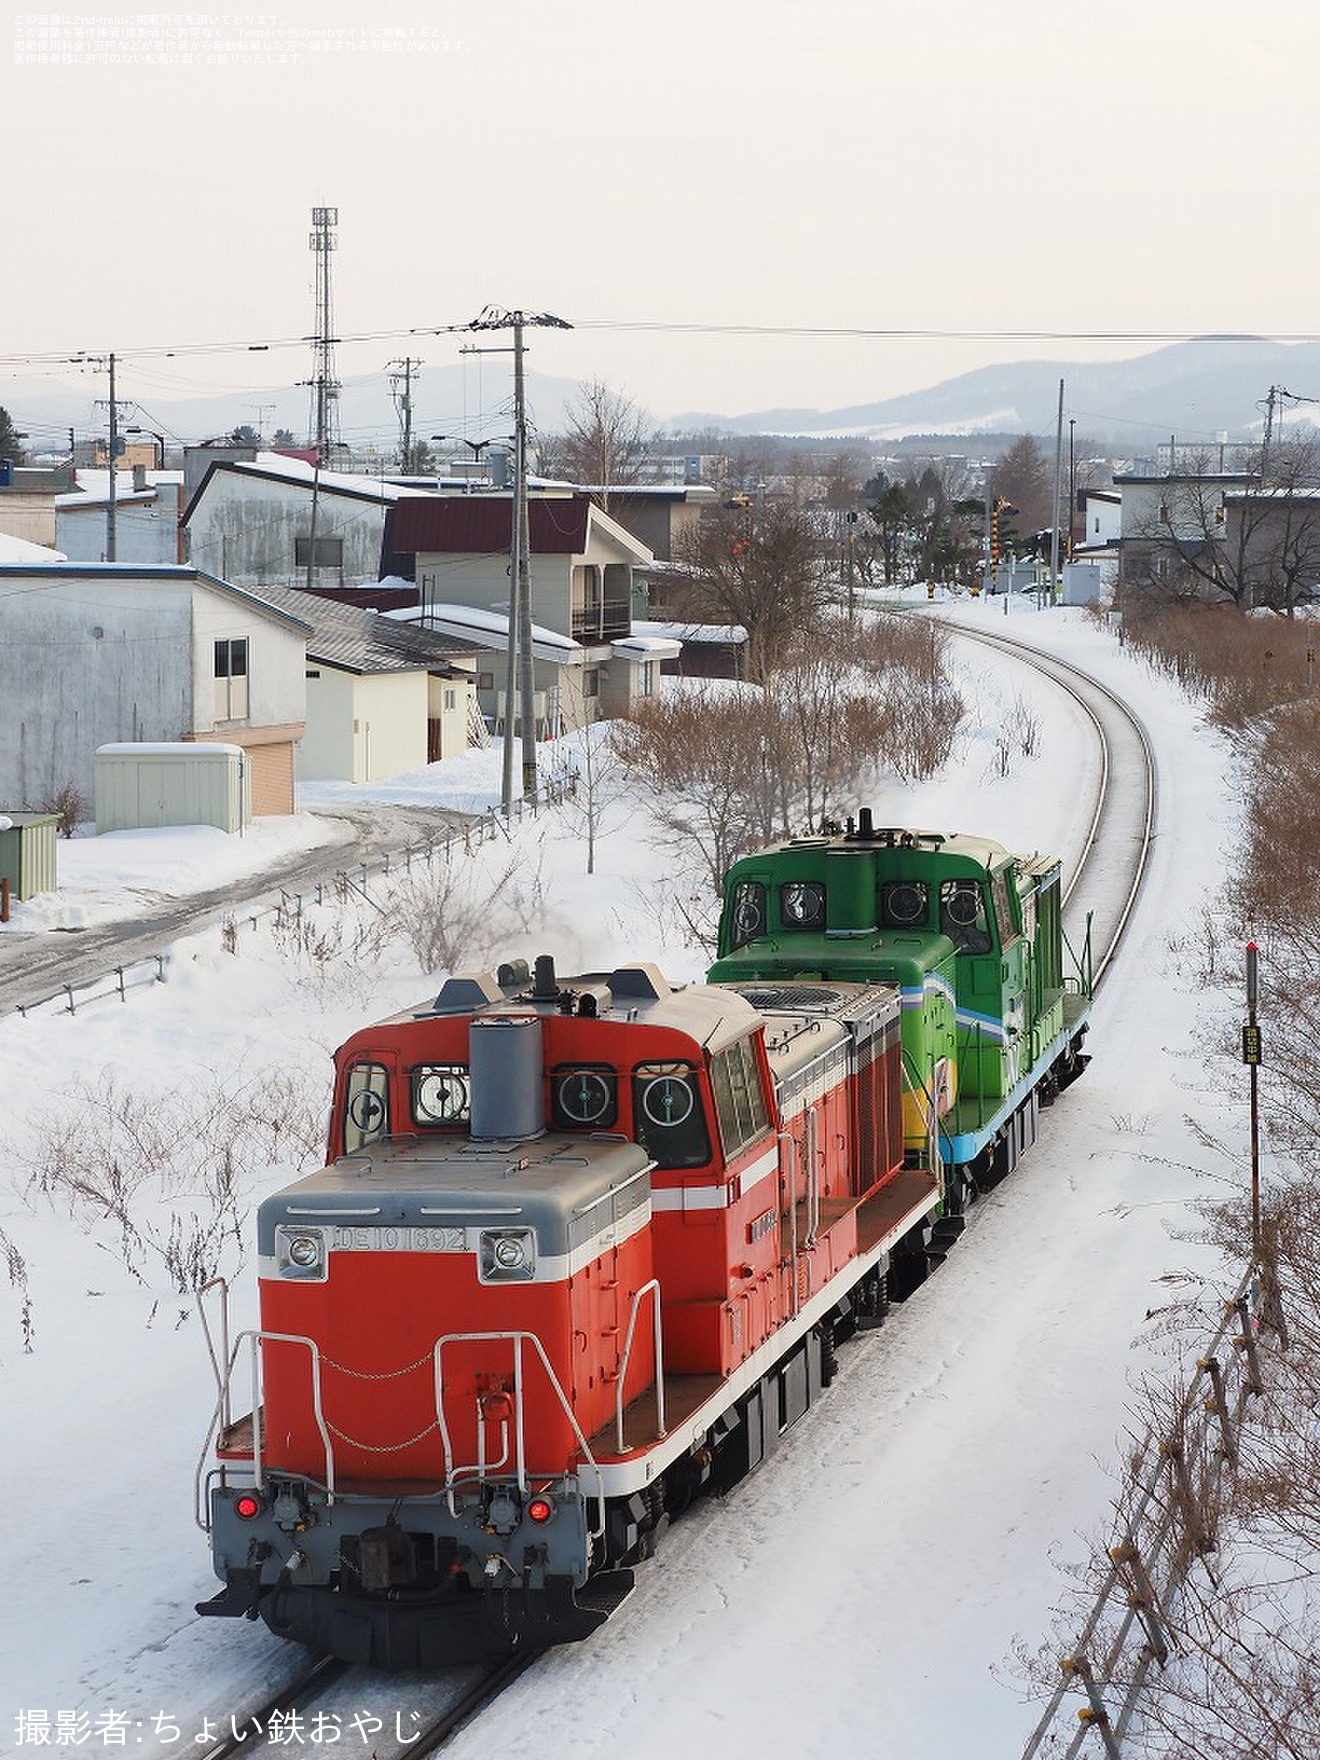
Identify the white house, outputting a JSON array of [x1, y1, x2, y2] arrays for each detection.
[[251, 585, 484, 783], [183, 453, 437, 590], [56, 468, 186, 566], [0, 563, 310, 815]]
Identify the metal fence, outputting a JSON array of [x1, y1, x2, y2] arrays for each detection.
[[1019, 1264, 1285, 1758], [6, 789, 570, 1023]]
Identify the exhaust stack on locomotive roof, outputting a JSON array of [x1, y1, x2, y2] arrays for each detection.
[[469, 1014, 544, 1140]]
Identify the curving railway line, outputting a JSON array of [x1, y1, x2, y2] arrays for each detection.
[[933, 615, 1158, 985]]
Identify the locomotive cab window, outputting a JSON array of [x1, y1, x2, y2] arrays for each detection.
[[411, 1063, 470, 1129], [632, 1062, 711, 1169], [711, 1037, 772, 1159], [939, 880, 993, 954], [729, 880, 767, 948], [779, 881, 825, 930], [552, 1064, 619, 1130], [990, 870, 1018, 944], [343, 1061, 391, 1152], [881, 879, 928, 928]]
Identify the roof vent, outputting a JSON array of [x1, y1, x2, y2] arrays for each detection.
[[609, 963, 670, 1002], [432, 970, 505, 1014]]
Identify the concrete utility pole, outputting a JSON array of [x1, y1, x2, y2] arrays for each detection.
[[1049, 378, 1064, 604], [388, 358, 423, 471], [107, 352, 118, 561], [81, 352, 124, 560], [456, 306, 573, 813]]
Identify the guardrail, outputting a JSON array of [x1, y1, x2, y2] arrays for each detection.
[[6, 787, 571, 1023], [1019, 1264, 1285, 1758]]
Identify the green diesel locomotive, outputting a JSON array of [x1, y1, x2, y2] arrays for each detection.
[[708, 808, 1092, 1201]]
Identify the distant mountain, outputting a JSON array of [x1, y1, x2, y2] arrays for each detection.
[[670, 338, 1320, 448], [8, 336, 1320, 460]]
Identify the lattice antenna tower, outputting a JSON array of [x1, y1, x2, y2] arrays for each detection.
[[307, 206, 342, 464]]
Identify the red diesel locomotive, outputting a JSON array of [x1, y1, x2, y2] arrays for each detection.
[[196, 954, 951, 1666]]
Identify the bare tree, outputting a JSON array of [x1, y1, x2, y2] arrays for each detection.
[[545, 720, 629, 875], [988, 433, 1054, 539], [541, 380, 656, 511], [667, 500, 830, 684]]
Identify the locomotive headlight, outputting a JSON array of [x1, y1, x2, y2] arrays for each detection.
[[276, 1226, 326, 1280], [479, 1228, 536, 1283]]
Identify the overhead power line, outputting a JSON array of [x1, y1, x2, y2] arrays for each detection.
[[3, 324, 1320, 376]]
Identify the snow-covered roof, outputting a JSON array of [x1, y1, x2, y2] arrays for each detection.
[[57, 470, 184, 510], [385, 601, 586, 664], [95, 742, 245, 758], [0, 532, 67, 563], [610, 634, 683, 660], [226, 453, 437, 501], [632, 616, 747, 644]]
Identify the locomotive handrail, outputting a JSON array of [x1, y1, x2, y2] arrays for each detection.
[[195, 1329, 336, 1528], [616, 1279, 666, 1452], [804, 1105, 821, 1245], [777, 1131, 800, 1314], [432, 1331, 608, 1540], [196, 1276, 232, 1434], [242, 1330, 338, 1498]]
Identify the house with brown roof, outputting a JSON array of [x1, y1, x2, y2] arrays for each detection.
[[381, 491, 677, 733]]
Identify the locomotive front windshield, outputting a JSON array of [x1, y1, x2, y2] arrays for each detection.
[[551, 1064, 620, 1130], [343, 1061, 390, 1152], [938, 880, 993, 953], [632, 1061, 711, 1168]]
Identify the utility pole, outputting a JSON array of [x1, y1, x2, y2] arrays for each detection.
[[1261, 387, 1276, 482], [388, 358, 423, 471], [81, 352, 124, 560], [107, 352, 118, 561], [457, 306, 573, 811], [1048, 378, 1064, 604]]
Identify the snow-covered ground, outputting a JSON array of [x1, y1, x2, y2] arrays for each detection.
[[0, 598, 1256, 1758]]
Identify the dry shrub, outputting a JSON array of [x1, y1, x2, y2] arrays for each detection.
[[615, 612, 966, 890], [1123, 606, 1316, 728], [25, 1067, 326, 1296], [1, 1228, 33, 1355], [380, 845, 549, 976]]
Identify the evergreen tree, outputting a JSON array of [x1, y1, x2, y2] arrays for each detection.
[[0, 407, 26, 466]]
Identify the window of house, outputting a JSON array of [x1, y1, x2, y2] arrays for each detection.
[[443, 688, 457, 712], [583, 667, 600, 699], [294, 536, 344, 569], [639, 659, 654, 695], [214, 638, 249, 721]]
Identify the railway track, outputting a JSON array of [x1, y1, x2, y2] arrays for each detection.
[[934, 615, 1158, 986], [196, 1649, 544, 1759]]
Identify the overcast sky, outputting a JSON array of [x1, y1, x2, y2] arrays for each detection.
[[6, 0, 1320, 437]]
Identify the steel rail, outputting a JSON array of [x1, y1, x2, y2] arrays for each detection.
[[193, 1649, 543, 1760], [930, 617, 1158, 986]]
